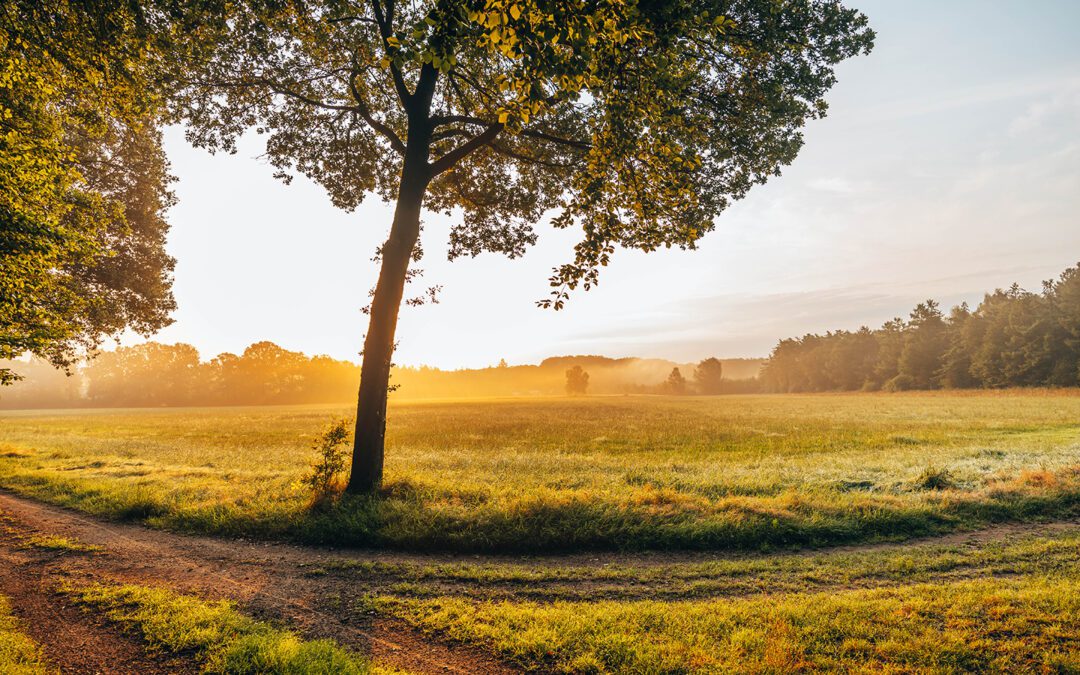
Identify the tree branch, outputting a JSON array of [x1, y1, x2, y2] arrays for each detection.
[[369, 0, 411, 104], [429, 114, 591, 150], [348, 65, 406, 154], [489, 142, 576, 170], [429, 123, 503, 176]]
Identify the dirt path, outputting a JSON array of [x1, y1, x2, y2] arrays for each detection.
[[0, 544, 199, 674], [0, 492, 519, 675], [0, 489, 1076, 674]]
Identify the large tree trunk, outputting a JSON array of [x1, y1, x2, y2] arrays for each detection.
[[347, 133, 431, 494]]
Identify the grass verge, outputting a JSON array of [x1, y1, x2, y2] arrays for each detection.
[[66, 583, 399, 674], [1, 395, 1079, 552], [0, 595, 47, 674], [378, 575, 1080, 673]]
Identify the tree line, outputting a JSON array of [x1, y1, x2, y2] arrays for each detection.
[[760, 264, 1080, 392], [0, 348, 764, 408]]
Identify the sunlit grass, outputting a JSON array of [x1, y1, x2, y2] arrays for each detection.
[[21, 534, 102, 552], [66, 582, 402, 674], [320, 527, 1080, 602], [0, 595, 47, 675], [0, 393, 1078, 551], [378, 574, 1080, 673]]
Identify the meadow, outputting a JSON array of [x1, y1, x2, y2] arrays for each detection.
[[0, 392, 1078, 553]]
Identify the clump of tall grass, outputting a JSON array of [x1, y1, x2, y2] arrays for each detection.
[[913, 466, 957, 491]]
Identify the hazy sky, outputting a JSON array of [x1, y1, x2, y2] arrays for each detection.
[[143, 0, 1080, 368]]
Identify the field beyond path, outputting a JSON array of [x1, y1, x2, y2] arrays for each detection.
[[0, 393, 1078, 552]]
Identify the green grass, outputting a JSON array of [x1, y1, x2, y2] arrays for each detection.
[[0, 595, 47, 674], [357, 525, 1080, 672], [21, 534, 102, 552], [378, 574, 1080, 673], [66, 582, 392, 674], [316, 527, 1080, 602], [0, 393, 1078, 552]]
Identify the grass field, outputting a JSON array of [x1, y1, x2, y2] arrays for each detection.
[[0, 392, 1078, 552], [2, 391, 1079, 672]]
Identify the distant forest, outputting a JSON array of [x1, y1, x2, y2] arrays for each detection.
[[3, 263, 1078, 408], [0, 347, 762, 409], [760, 263, 1080, 392]]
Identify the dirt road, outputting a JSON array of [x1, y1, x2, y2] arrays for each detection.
[[0, 491, 518, 674]]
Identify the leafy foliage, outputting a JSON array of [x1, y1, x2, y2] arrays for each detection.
[[693, 357, 724, 394], [0, 1, 178, 384], [173, 0, 874, 305], [564, 364, 589, 395], [303, 418, 353, 504], [663, 367, 686, 394]]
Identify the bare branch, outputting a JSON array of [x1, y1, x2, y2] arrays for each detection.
[[348, 64, 406, 154], [429, 123, 503, 176]]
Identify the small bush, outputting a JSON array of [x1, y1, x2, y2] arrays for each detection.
[[302, 419, 352, 507]]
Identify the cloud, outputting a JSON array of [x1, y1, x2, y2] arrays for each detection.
[[807, 177, 857, 193], [855, 68, 1080, 122], [1009, 80, 1080, 136]]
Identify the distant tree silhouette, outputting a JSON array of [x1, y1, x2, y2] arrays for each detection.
[[565, 366, 589, 396], [693, 358, 725, 394], [664, 368, 688, 395]]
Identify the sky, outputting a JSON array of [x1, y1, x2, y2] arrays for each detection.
[[143, 0, 1080, 369]]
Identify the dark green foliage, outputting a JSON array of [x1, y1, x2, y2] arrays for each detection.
[[761, 264, 1080, 392]]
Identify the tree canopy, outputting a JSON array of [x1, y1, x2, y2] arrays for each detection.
[[0, 0, 178, 384], [175, 0, 874, 303]]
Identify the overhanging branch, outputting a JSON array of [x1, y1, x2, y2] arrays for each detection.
[[428, 123, 503, 176]]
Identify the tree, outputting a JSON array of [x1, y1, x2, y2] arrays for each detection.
[[894, 300, 947, 390], [85, 342, 202, 406], [664, 367, 687, 395], [174, 0, 873, 492], [938, 303, 976, 389], [0, 1, 178, 385], [693, 357, 724, 394], [565, 365, 589, 396]]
